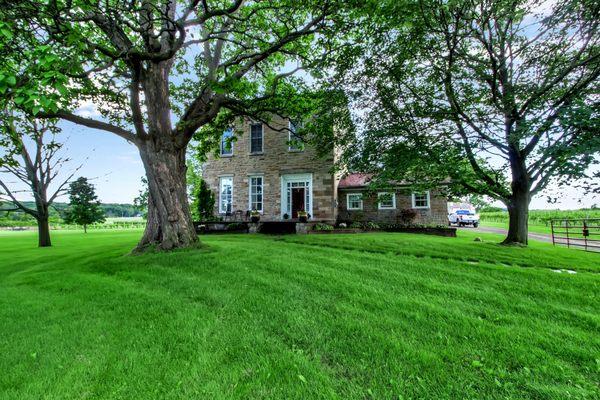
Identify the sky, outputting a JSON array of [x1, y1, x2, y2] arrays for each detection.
[[1, 0, 597, 210], [2, 116, 597, 210]]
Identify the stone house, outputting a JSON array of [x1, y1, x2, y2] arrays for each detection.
[[201, 116, 447, 224]]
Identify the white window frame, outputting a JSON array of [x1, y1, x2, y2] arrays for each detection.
[[220, 128, 233, 156], [346, 193, 363, 210], [249, 123, 263, 154], [288, 120, 303, 152], [411, 191, 431, 209], [377, 192, 396, 210], [248, 175, 264, 213], [219, 176, 233, 214]]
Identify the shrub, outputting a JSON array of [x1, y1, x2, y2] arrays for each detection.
[[227, 222, 246, 231], [363, 221, 380, 231], [349, 221, 363, 229], [313, 223, 334, 231]]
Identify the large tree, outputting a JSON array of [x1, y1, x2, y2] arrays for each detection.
[[341, 0, 599, 245], [0, 115, 79, 246], [3, 0, 350, 250]]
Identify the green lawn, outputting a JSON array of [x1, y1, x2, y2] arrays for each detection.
[[0, 230, 598, 399]]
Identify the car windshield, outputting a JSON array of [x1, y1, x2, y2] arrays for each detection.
[[455, 210, 474, 215]]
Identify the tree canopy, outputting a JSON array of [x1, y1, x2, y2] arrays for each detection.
[[335, 0, 600, 244]]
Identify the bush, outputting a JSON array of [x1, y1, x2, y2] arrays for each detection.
[[363, 221, 380, 231], [349, 221, 363, 229], [227, 222, 246, 231], [313, 223, 334, 231]]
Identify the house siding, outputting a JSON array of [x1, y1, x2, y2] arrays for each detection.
[[337, 188, 448, 225], [202, 116, 337, 221]]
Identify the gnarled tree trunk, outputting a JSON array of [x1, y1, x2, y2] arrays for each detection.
[[132, 61, 198, 252], [135, 139, 197, 252]]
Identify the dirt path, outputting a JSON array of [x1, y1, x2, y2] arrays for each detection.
[[458, 225, 553, 243]]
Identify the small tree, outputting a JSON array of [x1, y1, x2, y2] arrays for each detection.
[[192, 179, 215, 222], [0, 115, 79, 246], [64, 177, 105, 233]]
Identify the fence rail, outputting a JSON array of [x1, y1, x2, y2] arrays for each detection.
[[550, 218, 600, 252]]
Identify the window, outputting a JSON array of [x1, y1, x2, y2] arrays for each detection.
[[346, 193, 363, 210], [249, 176, 263, 212], [288, 120, 303, 151], [378, 192, 396, 210], [412, 191, 430, 209], [220, 128, 233, 156], [219, 176, 233, 213], [250, 123, 263, 153]]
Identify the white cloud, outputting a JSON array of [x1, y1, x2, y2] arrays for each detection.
[[74, 99, 102, 118]]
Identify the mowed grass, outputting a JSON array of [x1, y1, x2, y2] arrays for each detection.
[[0, 230, 598, 399]]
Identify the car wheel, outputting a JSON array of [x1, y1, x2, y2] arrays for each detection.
[[473, 223, 479, 228]]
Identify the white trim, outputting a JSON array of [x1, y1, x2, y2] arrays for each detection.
[[288, 120, 303, 152], [346, 193, 363, 210], [411, 191, 431, 209], [377, 192, 396, 210], [218, 176, 234, 214], [248, 174, 264, 213], [249, 123, 264, 154], [280, 173, 312, 218]]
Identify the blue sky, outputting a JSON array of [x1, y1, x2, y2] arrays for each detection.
[[7, 119, 593, 210]]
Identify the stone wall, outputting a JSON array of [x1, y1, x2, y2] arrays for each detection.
[[337, 188, 448, 225], [202, 115, 337, 221]]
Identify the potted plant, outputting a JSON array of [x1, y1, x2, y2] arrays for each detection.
[[283, 213, 289, 220], [297, 210, 308, 223], [250, 210, 261, 223]]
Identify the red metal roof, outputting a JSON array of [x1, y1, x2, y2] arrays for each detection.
[[338, 173, 373, 188]]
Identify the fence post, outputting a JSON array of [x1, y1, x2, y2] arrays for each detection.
[[551, 220, 555, 246], [565, 220, 570, 248]]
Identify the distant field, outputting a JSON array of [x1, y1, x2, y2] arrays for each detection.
[[0, 217, 146, 230], [480, 209, 600, 227]]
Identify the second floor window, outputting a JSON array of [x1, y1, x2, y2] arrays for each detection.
[[221, 128, 233, 156], [219, 176, 233, 213], [250, 123, 263, 153], [249, 176, 263, 212], [288, 120, 304, 151]]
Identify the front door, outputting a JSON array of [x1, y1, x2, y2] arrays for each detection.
[[291, 187, 305, 218]]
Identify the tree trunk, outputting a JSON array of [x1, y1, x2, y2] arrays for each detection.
[[503, 148, 531, 245], [503, 192, 529, 245], [37, 215, 51, 247], [83, 224, 87, 233], [135, 139, 198, 252]]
